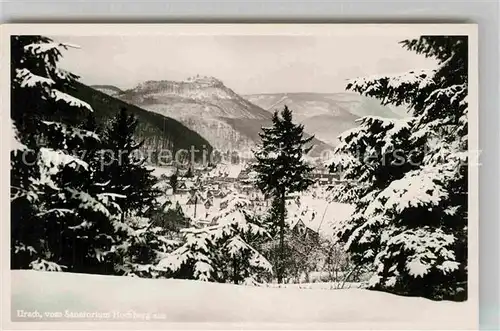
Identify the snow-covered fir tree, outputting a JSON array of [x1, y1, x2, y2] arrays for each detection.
[[100, 107, 160, 216], [260, 194, 284, 238], [329, 36, 468, 301], [10, 36, 131, 273], [114, 214, 179, 278], [253, 105, 315, 283], [156, 192, 272, 284], [97, 107, 190, 277]]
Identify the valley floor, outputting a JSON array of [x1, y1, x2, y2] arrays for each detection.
[[9, 270, 475, 329]]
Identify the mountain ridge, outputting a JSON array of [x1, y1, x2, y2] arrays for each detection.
[[69, 82, 213, 162], [120, 76, 271, 120], [111, 77, 333, 156]]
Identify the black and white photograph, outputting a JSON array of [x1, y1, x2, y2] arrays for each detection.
[[3, 24, 478, 329]]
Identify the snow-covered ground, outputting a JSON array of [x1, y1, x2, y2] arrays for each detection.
[[148, 165, 177, 178], [287, 191, 355, 237], [262, 281, 362, 290], [10, 270, 475, 329]]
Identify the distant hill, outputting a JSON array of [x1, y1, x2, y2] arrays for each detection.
[[244, 92, 409, 146], [245, 92, 408, 119], [68, 82, 213, 162]]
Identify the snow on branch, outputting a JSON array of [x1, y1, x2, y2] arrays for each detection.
[[97, 192, 127, 201], [36, 208, 74, 218], [14, 243, 37, 255], [48, 65, 79, 81], [29, 259, 65, 272], [96, 193, 127, 214], [66, 188, 112, 219], [15, 68, 55, 88], [424, 83, 467, 106], [377, 168, 448, 214], [365, 226, 458, 288], [354, 115, 412, 128], [337, 116, 412, 148], [347, 69, 436, 108], [42, 121, 100, 142], [68, 220, 92, 231], [387, 228, 457, 278], [50, 89, 93, 112], [39, 147, 89, 173], [24, 42, 80, 55]]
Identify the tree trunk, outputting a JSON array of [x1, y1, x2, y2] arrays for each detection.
[[233, 258, 238, 284], [193, 194, 197, 219], [278, 189, 286, 284]]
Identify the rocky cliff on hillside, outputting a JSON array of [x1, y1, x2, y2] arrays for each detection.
[[121, 76, 270, 120], [113, 77, 333, 155]]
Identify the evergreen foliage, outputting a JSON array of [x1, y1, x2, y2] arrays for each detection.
[[252, 105, 315, 282], [99, 107, 161, 216], [329, 36, 468, 301], [157, 193, 272, 284], [10, 36, 130, 274], [114, 214, 179, 278]]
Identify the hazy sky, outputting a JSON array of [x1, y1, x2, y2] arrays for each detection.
[[55, 35, 438, 95]]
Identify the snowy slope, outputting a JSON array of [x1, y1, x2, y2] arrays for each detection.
[[90, 84, 124, 96], [10, 270, 475, 329]]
